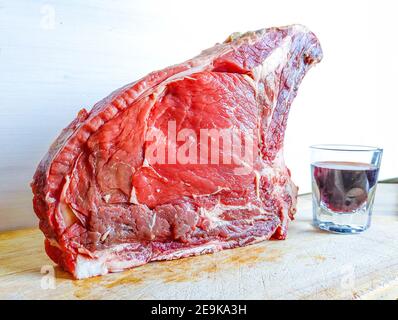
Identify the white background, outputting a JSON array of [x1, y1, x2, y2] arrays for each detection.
[[0, 0, 397, 230]]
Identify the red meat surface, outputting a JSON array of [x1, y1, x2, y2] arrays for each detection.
[[31, 25, 322, 278]]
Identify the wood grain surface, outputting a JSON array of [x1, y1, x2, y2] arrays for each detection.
[[0, 183, 397, 300]]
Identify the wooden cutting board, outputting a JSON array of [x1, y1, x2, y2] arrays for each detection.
[[1, 183, 397, 300]]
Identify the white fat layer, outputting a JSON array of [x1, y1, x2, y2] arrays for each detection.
[[73, 243, 147, 279], [72, 233, 272, 279], [254, 35, 292, 81], [142, 158, 150, 167], [74, 255, 109, 279], [165, 65, 205, 83], [129, 186, 139, 204], [100, 229, 111, 242], [149, 213, 157, 231], [103, 194, 111, 203], [59, 203, 76, 228], [199, 201, 272, 229], [153, 241, 224, 261], [45, 193, 56, 203], [192, 186, 229, 199], [58, 175, 79, 228], [254, 170, 261, 199]]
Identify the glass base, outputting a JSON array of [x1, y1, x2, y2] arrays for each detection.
[[315, 221, 368, 234], [312, 198, 372, 234]]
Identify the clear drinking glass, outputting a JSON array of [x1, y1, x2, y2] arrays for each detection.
[[310, 144, 383, 234]]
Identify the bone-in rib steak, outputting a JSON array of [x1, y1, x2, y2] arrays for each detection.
[[31, 25, 322, 279]]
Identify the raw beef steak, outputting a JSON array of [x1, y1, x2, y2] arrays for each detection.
[[31, 25, 322, 279]]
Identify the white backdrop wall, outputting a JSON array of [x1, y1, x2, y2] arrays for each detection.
[[0, 0, 397, 230]]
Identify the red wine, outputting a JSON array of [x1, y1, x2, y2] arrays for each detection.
[[311, 161, 379, 213]]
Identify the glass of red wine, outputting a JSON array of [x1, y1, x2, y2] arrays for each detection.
[[310, 144, 383, 234]]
